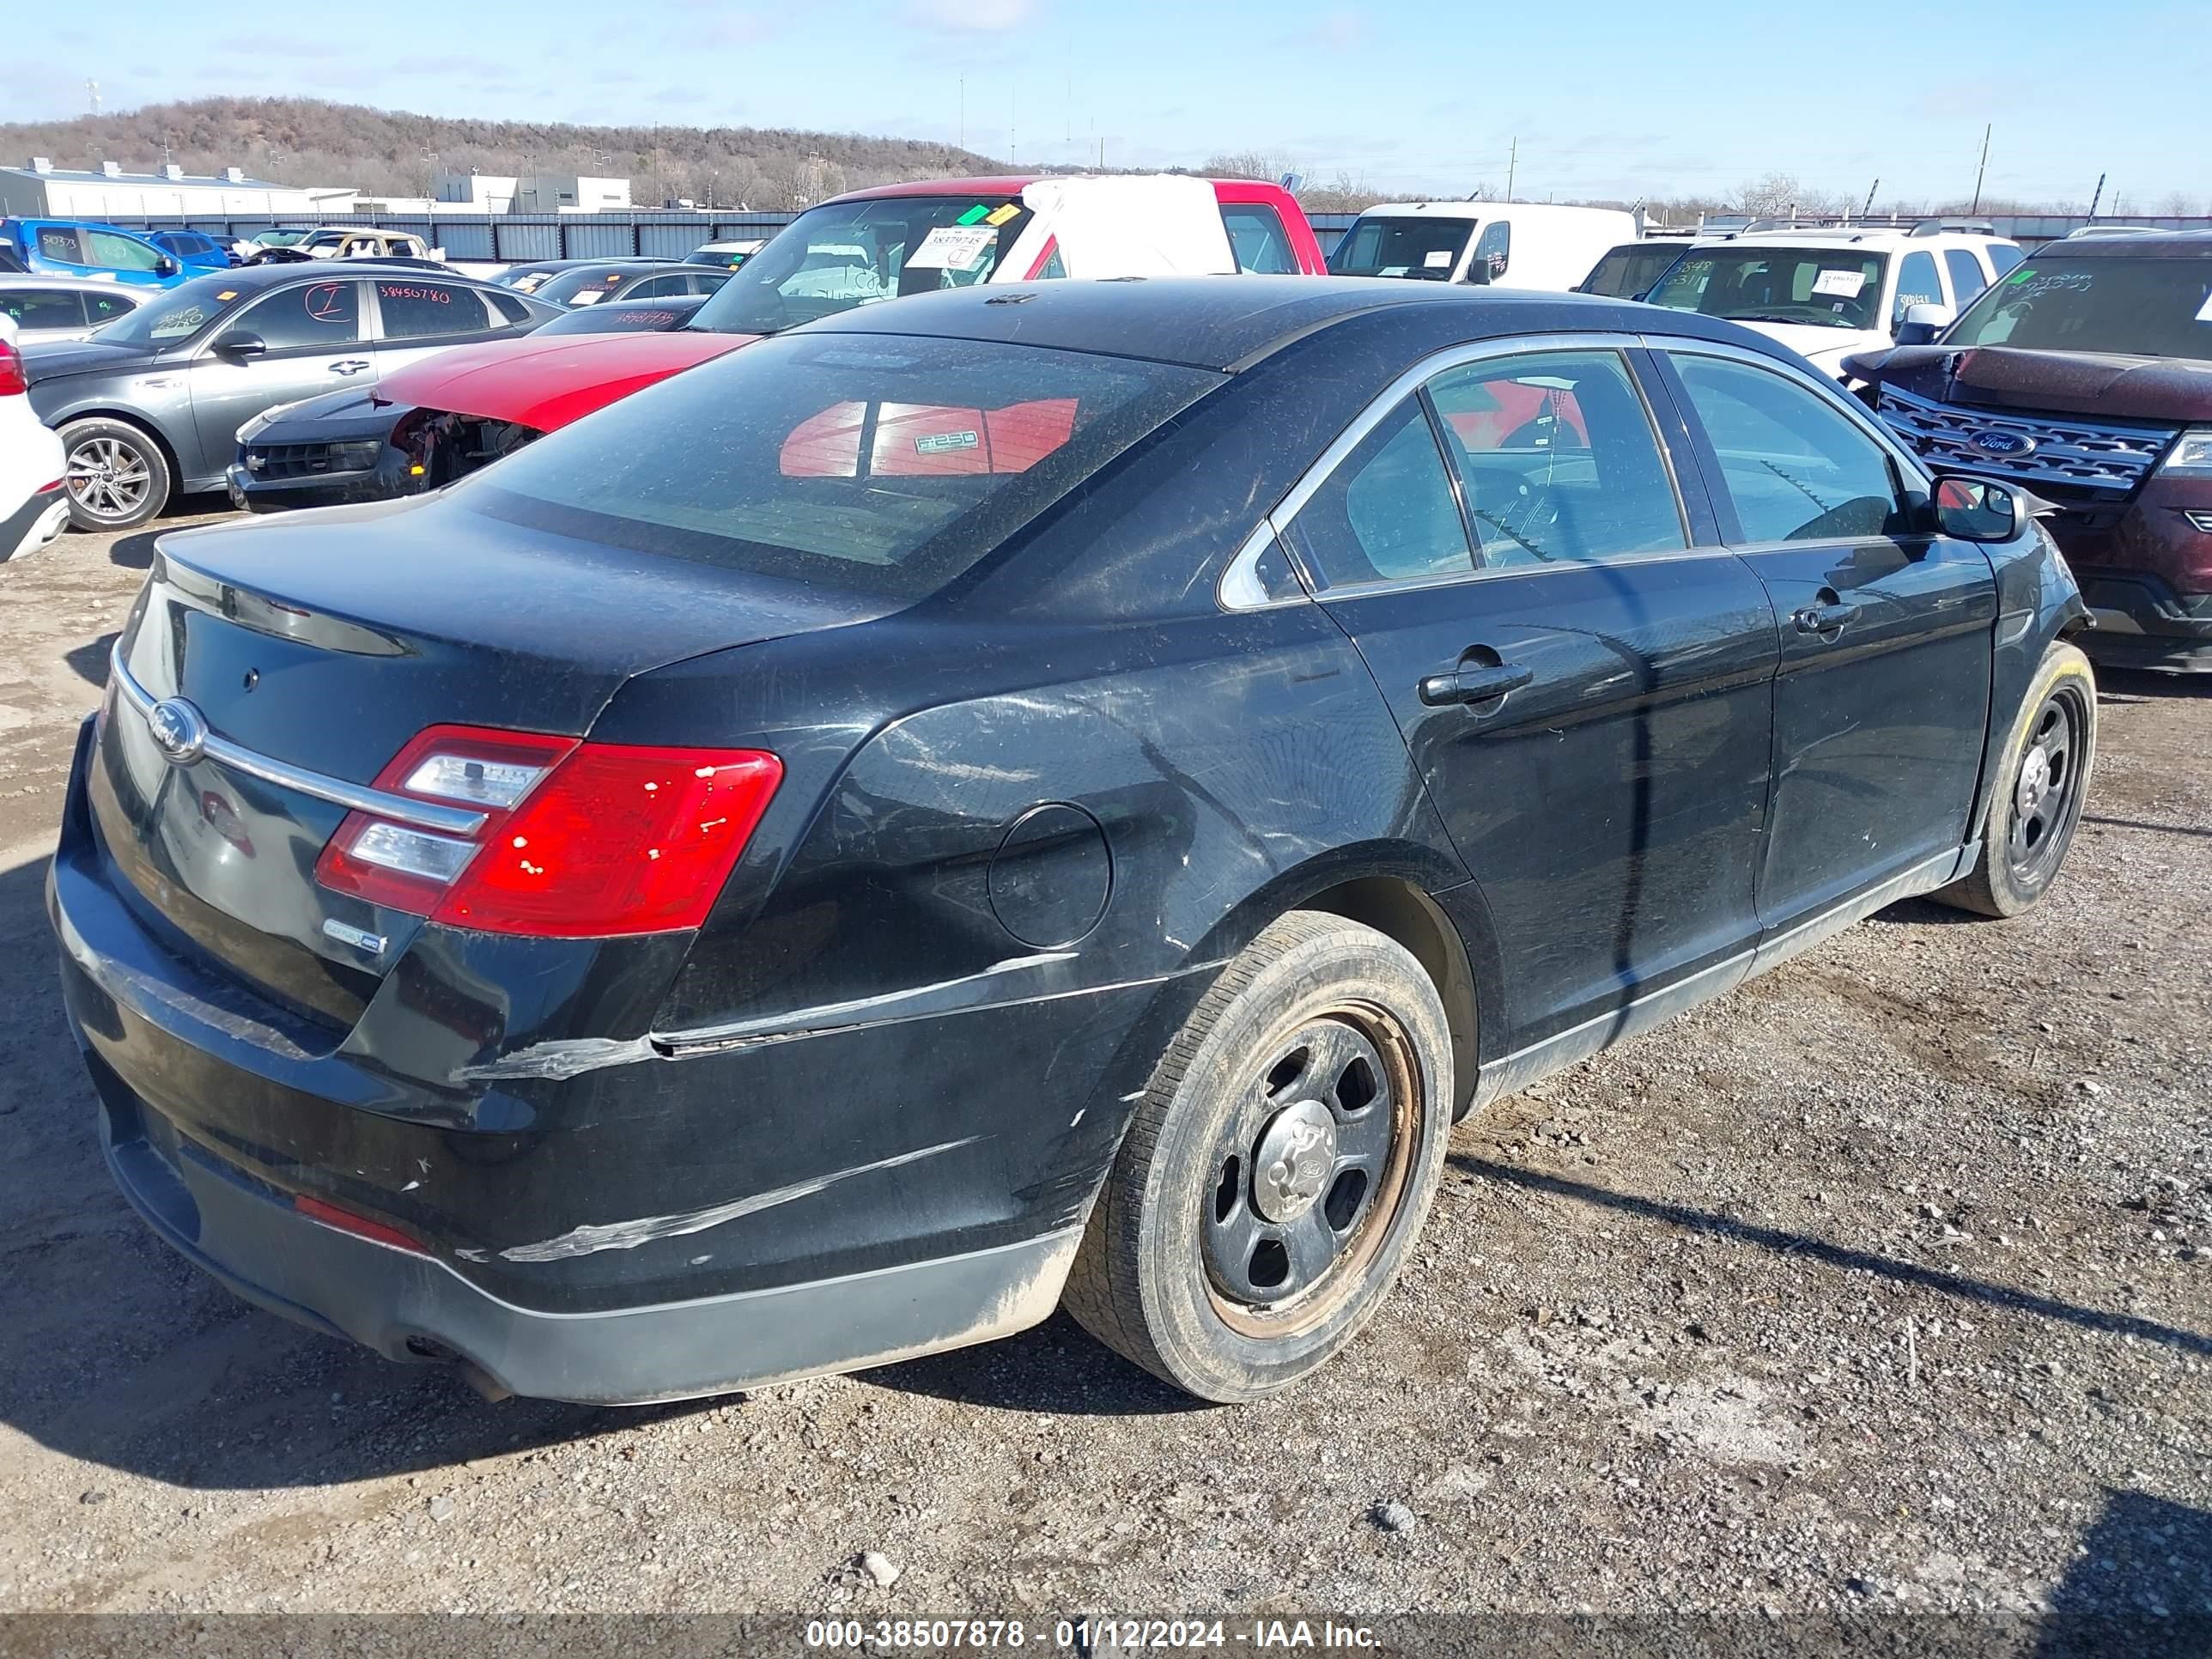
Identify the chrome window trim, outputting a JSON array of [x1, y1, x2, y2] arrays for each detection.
[[1218, 331, 1674, 611], [108, 646, 489, 836]]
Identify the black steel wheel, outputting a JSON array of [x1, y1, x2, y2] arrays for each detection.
[[1063, 910, 1453, 1401], [1936, 641, 2096, 918]]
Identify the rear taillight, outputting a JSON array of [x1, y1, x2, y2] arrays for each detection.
[[295, 1194, 427, 1255], [0, 338, 25, 397], [313, 724, 782, 938]]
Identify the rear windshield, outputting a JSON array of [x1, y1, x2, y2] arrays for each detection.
[[1581, 243, 1686, 298], [686, 197, 1033, 336], [466, 332, 1222, 600], [89, 272, 252, 345], [1645, 247, 1887, 331], [1328, 217, 1473, 280], [1944, 256, 2212, 358]]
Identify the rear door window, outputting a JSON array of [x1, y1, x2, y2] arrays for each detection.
[[1427, 350, 1685, 567], [0, 288, 88, 331], [374, 277, 495, 339], [1221, 204, 1299, 274], [227, 279, 363, 350], [469, 333, 1223, 600]]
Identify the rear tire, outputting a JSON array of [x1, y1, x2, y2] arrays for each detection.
[[1934, 641, 2096, 918], [1063, 911, 1452, 1402], [60, 417, 172, 532]]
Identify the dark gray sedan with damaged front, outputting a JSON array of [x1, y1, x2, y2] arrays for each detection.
[[52, 278, 2094, 1405]]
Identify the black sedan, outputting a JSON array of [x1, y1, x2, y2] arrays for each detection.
[[228, 295, 709, 514], [523, 261, 728, 308], [52, 279, 2094, 1405]]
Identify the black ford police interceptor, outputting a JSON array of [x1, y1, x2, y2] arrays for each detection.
[[51, 278, 2094, 1405]]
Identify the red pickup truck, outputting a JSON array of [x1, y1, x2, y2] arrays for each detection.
[[233, 175, 1327, 510]]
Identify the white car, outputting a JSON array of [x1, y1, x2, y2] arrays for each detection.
[[0, 276, 148, 345], [1641, 222, 2024, 380], [0, 314, 69, 562], [1328, 202, 1638, 292]]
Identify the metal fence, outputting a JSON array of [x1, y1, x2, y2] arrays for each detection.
[[77, 206, 2212, 267]]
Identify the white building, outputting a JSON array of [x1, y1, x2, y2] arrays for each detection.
[[0, 157, 339, 218], [435, 171, 518, 213], [515, 174, 632, 213]]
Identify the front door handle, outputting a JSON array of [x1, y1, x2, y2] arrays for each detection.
[[1419, 661, 1533, 707], [329, 360, 371, 375], [1793, 599, 1862, 635]]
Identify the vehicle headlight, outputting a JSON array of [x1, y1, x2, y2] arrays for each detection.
[[2158, 428, 2212, 477]]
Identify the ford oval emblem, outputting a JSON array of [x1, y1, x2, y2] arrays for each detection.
[[147, 697, 210, 767], [1970, 429, 2036, 458]]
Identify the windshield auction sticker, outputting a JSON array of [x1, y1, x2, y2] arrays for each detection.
[[907, 227, 998, 270], [1811, 269, 1868, 299]]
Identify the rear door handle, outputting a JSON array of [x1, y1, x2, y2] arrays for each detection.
[[1793, 599, 1862, 635], [1419, 661, 1533, 707], [329, 360, 371, 375]]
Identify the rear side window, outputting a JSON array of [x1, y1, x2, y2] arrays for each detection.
[[1469, 220, 1510, 283], [487, 289, 535, 326], [470, 334, 1223, 600], [376, 278, 493, 339], [1943, 248, 1989, 307], [228, 280, 362, 349], [37, 227, 83, 262], [1286, 400, 1472, 586], [0, 288, 86, 330], [1222, 204, 1299, 274], [85, 289, 137, 326], [1672, 354, 1906, 544], [1988, 244, 2023, 276], [1427, 350, 1684, 566]]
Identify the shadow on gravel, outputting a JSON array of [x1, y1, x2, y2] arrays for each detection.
[[106, 529, 162, 571], [867, 1310, 1204, 1419], [2096, 669, 2212, 703], [2080, 815, 2212, 840], [1863, 895, 1982, 927], [2036, 1489, 2212, 1655], [64, 632, 118, 690], [1455, 1157, 2212, 1359]]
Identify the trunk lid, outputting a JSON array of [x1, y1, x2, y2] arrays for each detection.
[[92, 490, 890, 1033]]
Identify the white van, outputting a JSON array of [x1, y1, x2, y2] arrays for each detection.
[[1328, 203, 1638, 292]]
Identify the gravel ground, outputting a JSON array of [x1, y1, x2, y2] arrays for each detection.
[[0, 512, 2206, 1637]]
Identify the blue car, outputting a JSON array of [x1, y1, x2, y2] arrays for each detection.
[[144, 228, 235, 274], [0, 219, 191, 288]]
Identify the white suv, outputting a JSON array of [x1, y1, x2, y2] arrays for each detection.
[[0, 314, 68, 562], [1642, 222, 2023, 380]]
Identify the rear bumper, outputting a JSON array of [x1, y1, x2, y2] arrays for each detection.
[[2, 488, 68, 562], [2071, 566, 2212, 673], [85, 1052, 1076, 1403]]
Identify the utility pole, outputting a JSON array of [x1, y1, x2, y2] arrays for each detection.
[[2086, 172, 2106, 219], [1970, 123, 1990, 214], [1504, 136, 1516, 204], [1861, 177, 1880, 219]]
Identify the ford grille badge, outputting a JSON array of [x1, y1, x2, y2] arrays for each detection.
[[1969, 429, 2036, 459]]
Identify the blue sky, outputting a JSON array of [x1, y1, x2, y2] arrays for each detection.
[[24, 0, 2207, 209]]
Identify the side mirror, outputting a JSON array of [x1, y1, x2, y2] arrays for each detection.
[[1893, 301, 1954, 345], [155, 256, 180, 277], [1934, 476, 2020, 542], [216, 331, 268, 362]]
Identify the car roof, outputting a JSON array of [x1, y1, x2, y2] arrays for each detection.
[[2035, 229, 2212, 258], [169, 262, 494, 296], [0, 272, 149, 290], [796, 274, 1787, 373]]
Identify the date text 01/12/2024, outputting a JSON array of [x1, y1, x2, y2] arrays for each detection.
[[803, 1618, 1382, 1650]]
